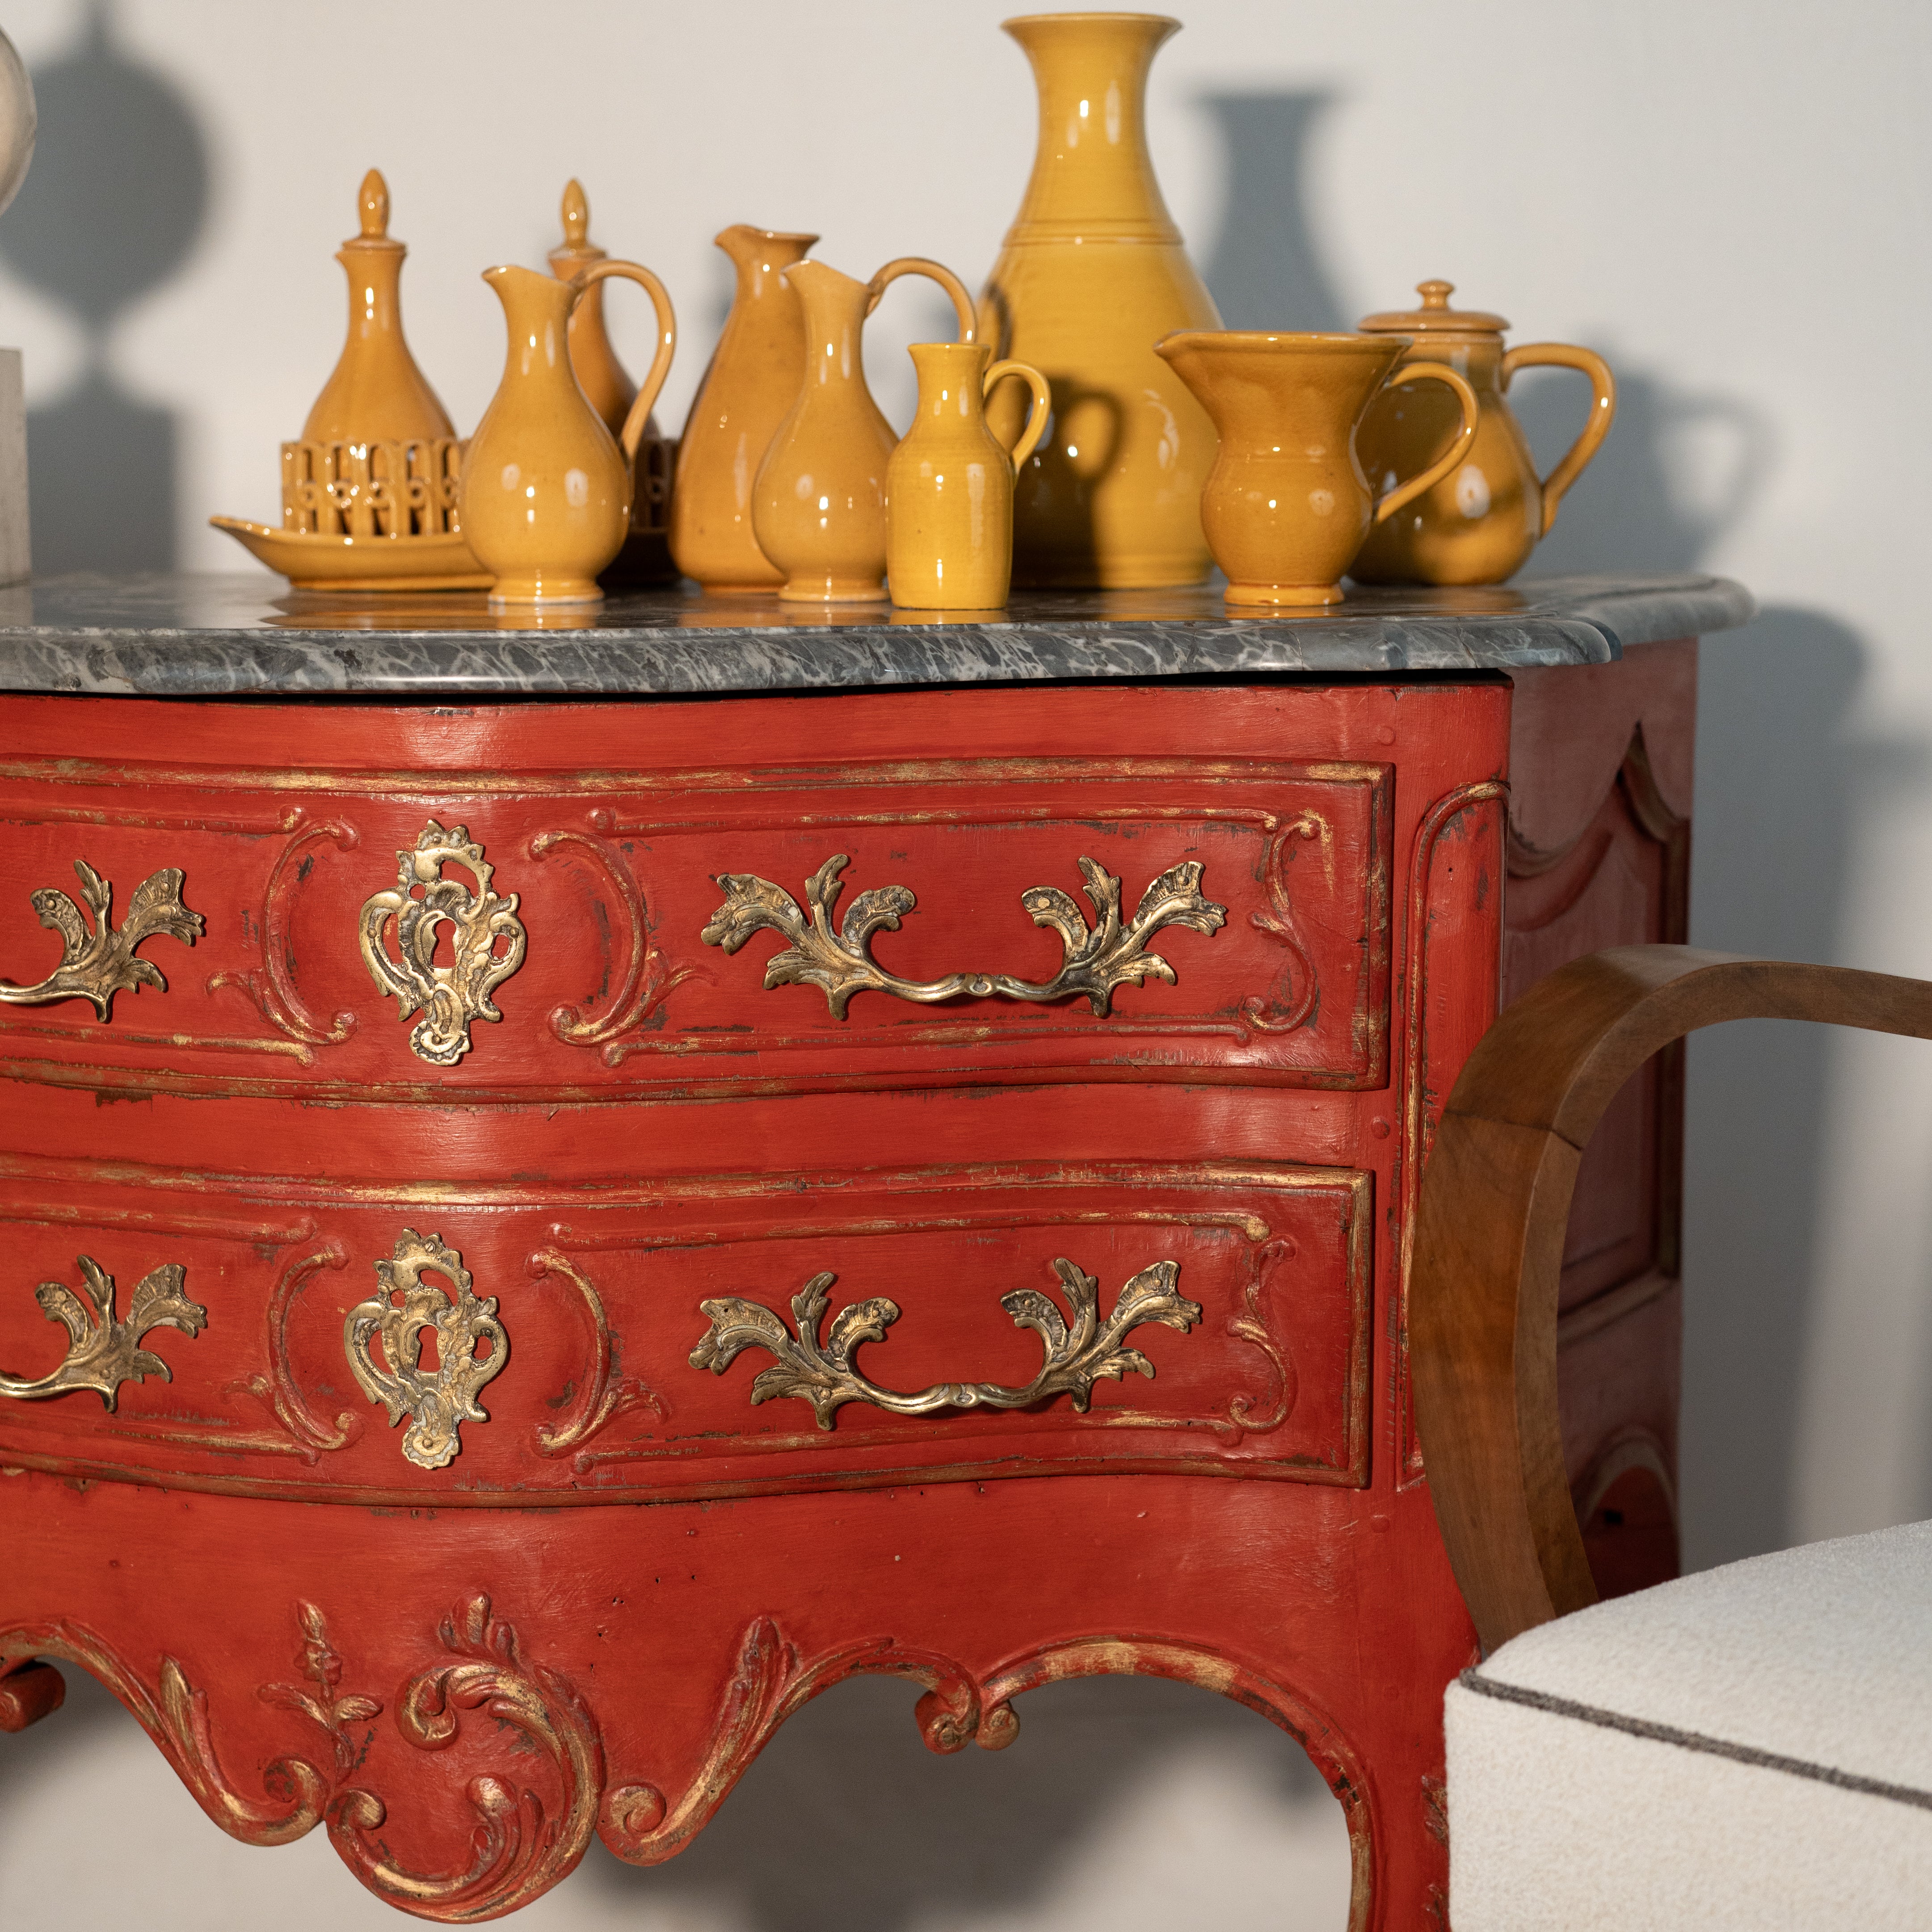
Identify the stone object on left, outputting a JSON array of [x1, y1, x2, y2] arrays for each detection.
[[0, 28, 34, 588]]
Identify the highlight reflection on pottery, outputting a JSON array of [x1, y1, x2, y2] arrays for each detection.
[[752, 256, 975, 604], [461, 260, 676, 606], [887, 342, 1052, 611], [1351, 280, 1617, 585], [1154, 331, 1478, 608], [671, 224, 820, 593], [979, 11, 1222, 590]]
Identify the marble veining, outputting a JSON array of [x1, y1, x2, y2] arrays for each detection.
[[0, 571, 1753, 698]]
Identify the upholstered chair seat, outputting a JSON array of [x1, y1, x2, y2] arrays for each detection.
[[1446, 1520, 1932, 1927]]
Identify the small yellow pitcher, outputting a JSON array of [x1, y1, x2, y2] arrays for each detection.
[[1350, 281, 1616, 585], [1154, 331, 1477, 607], [887, 343, 1051, 611]]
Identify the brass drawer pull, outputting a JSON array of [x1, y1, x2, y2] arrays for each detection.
[[0, 1254, 206, 1407], [0, 859, 203, 1019], [691, 1256, 1200, 1429], [703, 853, 1225, 1019]]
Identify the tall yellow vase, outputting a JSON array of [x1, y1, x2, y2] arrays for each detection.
[[979, 12, 1223, 589]]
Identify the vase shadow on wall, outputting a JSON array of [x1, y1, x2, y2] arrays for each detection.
[[0, 0, 207, 572], [1196, 91, 1350, 333], [1517, 362, 1931, 1562], [581, 1670, 1352, 1931]]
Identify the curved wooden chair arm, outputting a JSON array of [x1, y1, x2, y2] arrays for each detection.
[[1411, 944, 1932, 1655]]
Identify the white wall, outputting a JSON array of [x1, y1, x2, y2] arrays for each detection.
[[2, 2, 1930, 1927]]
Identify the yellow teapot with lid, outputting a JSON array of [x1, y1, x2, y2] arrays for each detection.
[[1349, 280, 1616, 586]]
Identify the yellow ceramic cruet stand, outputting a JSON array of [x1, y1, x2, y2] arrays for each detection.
[[1350, 280, 1617, 586]]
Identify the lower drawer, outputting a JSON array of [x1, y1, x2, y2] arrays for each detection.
[[0, 1154, 1371, 1502]]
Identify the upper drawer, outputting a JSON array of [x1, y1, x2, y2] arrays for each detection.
[[0, 754, 1391, 1100]]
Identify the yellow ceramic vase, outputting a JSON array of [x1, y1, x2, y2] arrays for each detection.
[[887, 343, 1052, 611], [979, 12, 1223, 590], [1350, 281, 1618, 585], [752, 257, 975, 604], [1154, 332, 1478, 607], [303, 169, 454, 445], [670, 224, 820, 593], [460, 260, 675, 606]]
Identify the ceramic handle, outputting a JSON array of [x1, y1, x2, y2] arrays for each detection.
[[984, 360, 1052, 470], [1501, 342, 1617, 535], [572, 260, 678, 462], [865, 257, 977, 345], [1367, 363, 1481, 525]]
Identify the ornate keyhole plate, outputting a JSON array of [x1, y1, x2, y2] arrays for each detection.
[[344, 1230, 507, 1469], [358, 821, 526, 1065]]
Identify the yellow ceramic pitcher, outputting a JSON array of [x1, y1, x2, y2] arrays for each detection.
[[887, 343, 1052, 611], [460, 260, 675, 606], [752, 256, 976, 603], [1154, 331, 1478, 607], [671, 224, 820, 593], [1350, 281, 1617, 585]]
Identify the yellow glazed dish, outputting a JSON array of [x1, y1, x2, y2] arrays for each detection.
[[1155, 330, 1477, 607], [209, 518, 490, 591], [1350, 280, 1616, 585]]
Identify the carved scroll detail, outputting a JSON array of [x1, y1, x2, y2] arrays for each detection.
[[359, 821, 526, 1065], [229, 1242, 363, 1461], [0, 1254, 205, 1408], [528, 1248, 664, 1459], [209, 813, 360, 1056], [331, 1594, 604, 1922], [530, 818, 695, 1062], [690, 1257, 1200, 1430], [344, 1230, 506, 1469], [702, 854, 1225, 1019], [1221, 1236, 1297, 1438], [0, 1617, 333, 1845], [1241, 813, 1325, 1033], [0, 860, 203, 1018]]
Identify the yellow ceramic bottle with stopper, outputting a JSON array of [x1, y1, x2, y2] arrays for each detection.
[[460, 259, 675, 606], [1349, 281, 1616, 585], [887, 344, 1051, 611]]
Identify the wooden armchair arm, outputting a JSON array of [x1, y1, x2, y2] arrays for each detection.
[[1411, 944, 1932, 1655]]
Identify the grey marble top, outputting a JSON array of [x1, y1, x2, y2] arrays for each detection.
[[0, 571, 1751, 699]]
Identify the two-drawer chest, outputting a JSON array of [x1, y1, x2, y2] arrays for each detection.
[[0, 572, 1749, 1928]]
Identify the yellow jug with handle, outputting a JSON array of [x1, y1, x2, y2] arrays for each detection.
[[1350, 281, 1616, 585], [460, 259, 675, 606], [887, 342, 1052, 611]]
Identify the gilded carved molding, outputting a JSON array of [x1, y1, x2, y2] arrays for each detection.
[[208, 811, 360, 1057], [702, 853, 1225, 1019], [530, 816, 695, 1062], [0, 859, 203, 1018], [345, 1230, 506, 1469], [527, 1247, 664, 1458], [230, 1242, 364, 1461], [0, 1254, 205, 1408], [359, 821, 526, 1065], [690, 1256, 1201, 1429]]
